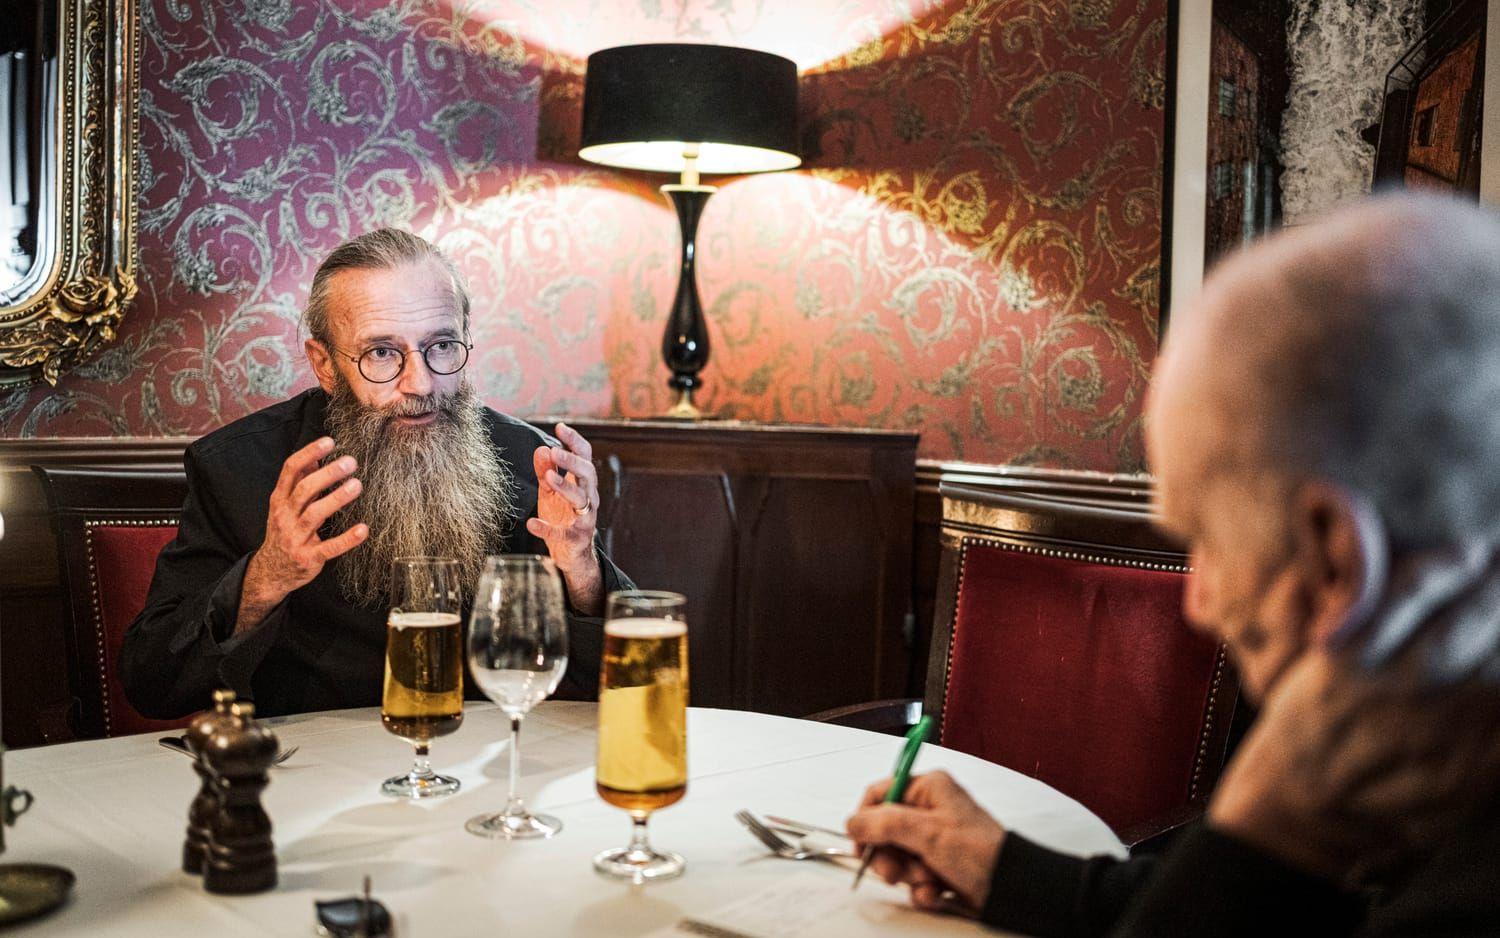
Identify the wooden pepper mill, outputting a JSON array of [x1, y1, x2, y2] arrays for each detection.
[[182, 689, 238, 875], [203, 701, 278, 895]]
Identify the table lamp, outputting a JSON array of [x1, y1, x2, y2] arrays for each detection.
[[579, 43, 800, 418]]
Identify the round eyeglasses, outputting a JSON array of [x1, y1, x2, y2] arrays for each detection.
[[332, 340, 472, 384]]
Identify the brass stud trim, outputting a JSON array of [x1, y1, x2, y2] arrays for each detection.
[[82, 518, 176, 736]]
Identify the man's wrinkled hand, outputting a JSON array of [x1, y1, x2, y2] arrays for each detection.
[[240, 436, 367, 629], [527, 422, 604, 614], [845, 771, 1006, 914]]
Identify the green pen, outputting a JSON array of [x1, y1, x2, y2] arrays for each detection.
[[852, 714, 933, 891]]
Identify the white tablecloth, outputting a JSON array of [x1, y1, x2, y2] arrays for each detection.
[[4, 703, 1124, 936]]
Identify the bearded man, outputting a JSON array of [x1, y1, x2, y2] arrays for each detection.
[[121, 228, 632, 718]]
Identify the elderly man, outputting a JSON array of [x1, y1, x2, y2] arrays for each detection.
[[122, 228, 631, 718], [848, 195, 1500, 935]]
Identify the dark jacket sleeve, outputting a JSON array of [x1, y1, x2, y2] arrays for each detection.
[[119, 445, 288, 718], [552, 538, 634, 701], [982, 832, 1157, 937], [980, 825, 1363, 938], [1106, 825, 1362, 937]]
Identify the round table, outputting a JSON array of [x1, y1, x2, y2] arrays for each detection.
[[4, 703, 1124, 936]]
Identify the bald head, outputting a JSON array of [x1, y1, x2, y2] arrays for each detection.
[[1152, 195, 1500, 548]]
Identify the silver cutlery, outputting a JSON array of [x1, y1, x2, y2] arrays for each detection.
[[764, 814, 850, 841], [734, 810, 854, 862], [157, 735, 299, 767]]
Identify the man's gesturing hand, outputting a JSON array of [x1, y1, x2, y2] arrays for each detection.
[[527, 422, 604, 615], [845, 771, 1007, 914], [237, 436, 368, 633]]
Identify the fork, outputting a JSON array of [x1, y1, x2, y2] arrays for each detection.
[[734, 810, 854, 862], [158, 735, 300, 767]]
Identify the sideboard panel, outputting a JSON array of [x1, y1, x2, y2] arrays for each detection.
[[602, 467, 740, 709], [572, 420, 919, 717]]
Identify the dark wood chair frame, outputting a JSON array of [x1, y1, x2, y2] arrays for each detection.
[[31, 466, 188, 741], [809, 483, 1240, 847]]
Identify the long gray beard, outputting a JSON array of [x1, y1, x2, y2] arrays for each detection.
[[324, 378, 514, 607]]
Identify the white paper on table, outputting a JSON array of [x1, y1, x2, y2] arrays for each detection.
[[647, 871, 915, 938]]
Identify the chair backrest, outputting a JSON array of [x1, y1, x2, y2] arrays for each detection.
[[31, 466, 190, 739], [924, 484, 1238, 841]]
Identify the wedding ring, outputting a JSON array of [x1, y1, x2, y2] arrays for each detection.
[[574, 501, 591, 517]]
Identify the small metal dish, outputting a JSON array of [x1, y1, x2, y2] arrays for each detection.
[[0, 863, 75, 925]]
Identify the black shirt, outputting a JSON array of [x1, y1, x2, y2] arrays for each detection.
[[120, 388, 632, 718], [982, 800, 1500, 937]]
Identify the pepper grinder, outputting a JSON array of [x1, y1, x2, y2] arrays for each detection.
[[182, 689, 237, 875], [203, 701, 278, 894]]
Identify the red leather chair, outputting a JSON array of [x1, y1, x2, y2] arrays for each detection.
[[812, 483, 1238, 847], [32, 466, 191, 740], [929, 484, 1237, 844]]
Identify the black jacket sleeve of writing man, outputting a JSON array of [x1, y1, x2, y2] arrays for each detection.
[[980, 824, 1363, 937], [120, 389, 633, 718]]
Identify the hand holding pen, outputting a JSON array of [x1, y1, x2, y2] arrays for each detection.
[[852, 716, 932, 890], [845, 756, 1008, 914]]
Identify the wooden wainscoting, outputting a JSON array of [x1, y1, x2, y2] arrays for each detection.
[[0, 434, 1152, 747]]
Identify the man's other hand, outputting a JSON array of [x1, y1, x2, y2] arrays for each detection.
[[239, 436, 367, 632], [846, 770, 1007, 914], [528, 422, 604, 615]]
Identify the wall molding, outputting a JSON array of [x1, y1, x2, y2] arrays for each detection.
[[916, 459, 1154, 510], [0, 437, 194, 471]]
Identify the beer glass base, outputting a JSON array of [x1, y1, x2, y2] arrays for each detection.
[[465, 811, 562, 840], [592, 847, 685, 883], [380, 772, 461, 799]]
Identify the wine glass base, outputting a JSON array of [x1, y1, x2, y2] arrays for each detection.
[[592, 846, 685, 883], [380, 773, 461, 799], [466, 811, 562, 840]]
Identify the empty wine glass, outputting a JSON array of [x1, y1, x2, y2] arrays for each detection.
[[465, 555, 569, 839]]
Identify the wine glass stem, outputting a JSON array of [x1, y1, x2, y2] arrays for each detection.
[[410, 743, 433, 780], [506, 716, 525, 816], [629, 815, 651, 855]]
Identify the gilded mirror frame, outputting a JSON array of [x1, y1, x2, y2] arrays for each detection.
[[0, 0, 140, 387]]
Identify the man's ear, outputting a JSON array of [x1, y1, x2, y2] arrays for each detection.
[[1294, 481, 1387, 647], [305, 338, 337, 394]]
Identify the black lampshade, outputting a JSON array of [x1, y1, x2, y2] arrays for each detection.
[[579, 43, 800, 175]]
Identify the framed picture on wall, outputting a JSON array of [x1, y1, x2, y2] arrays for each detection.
[[1163, 0, 1500, 324]]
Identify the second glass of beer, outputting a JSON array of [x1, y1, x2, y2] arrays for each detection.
[[593, 590, 690, 882], [380, 556, 464, 798]]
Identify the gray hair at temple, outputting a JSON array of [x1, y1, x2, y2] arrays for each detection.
[[1174, 193, 1500, 550], [302, 228, 472, 343]]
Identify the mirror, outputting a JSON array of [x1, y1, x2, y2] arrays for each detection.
[[0, 0, 139, 387]]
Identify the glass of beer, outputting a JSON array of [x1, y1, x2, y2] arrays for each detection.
[[593, 590, 689, 882], [465, 555, 569, 839], [380, 556, 464, 798]]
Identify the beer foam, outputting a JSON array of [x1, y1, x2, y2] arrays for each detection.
[[604, 617, 687, 639], [389, 611, 461, 629]]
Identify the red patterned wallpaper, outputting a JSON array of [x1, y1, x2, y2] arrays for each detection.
[[1, 0, 1165, 469]]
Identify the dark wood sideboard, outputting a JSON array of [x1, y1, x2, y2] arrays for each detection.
[[561, 418, 919, 716]]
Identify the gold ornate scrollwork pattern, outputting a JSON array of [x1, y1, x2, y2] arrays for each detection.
[[0, 0, 141, 387]]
